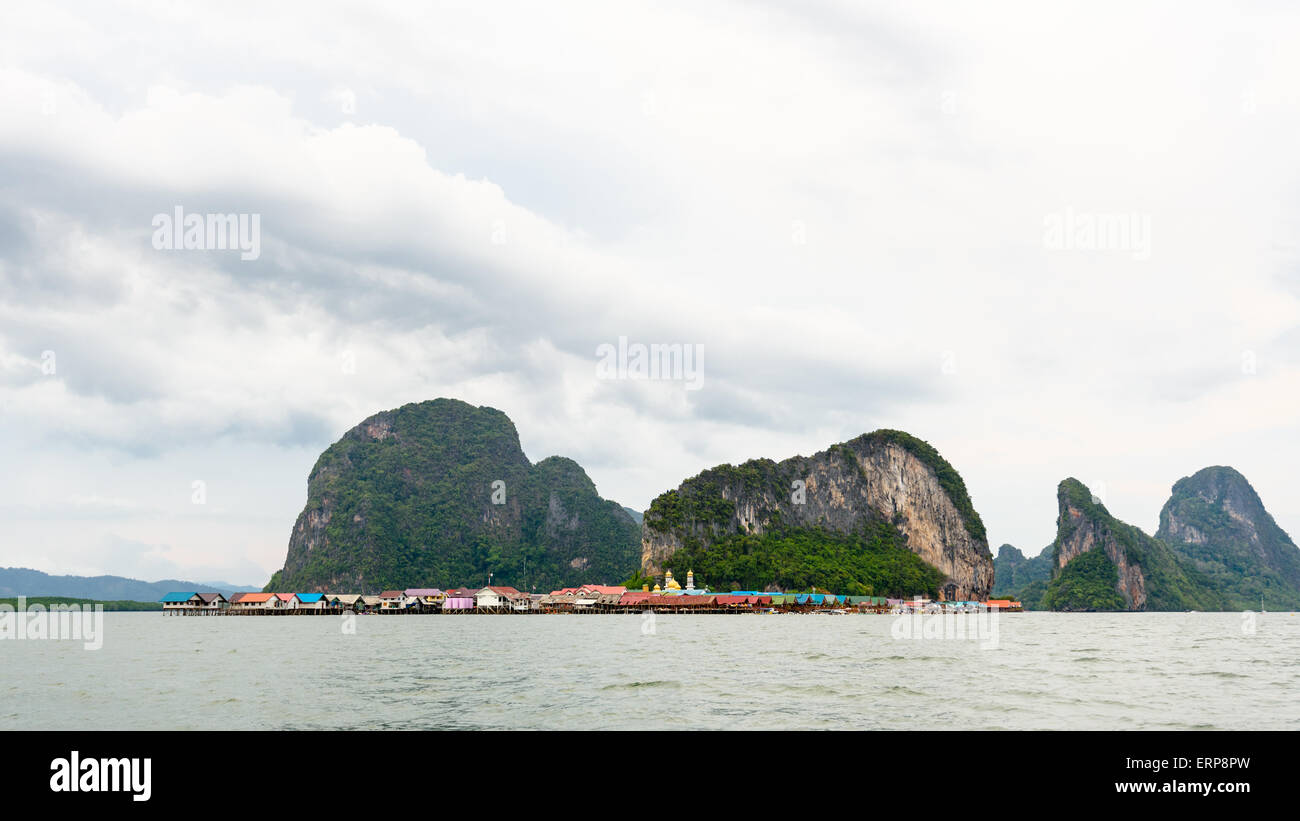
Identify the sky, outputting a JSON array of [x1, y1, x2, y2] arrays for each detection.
[[1, 1, 1298, 586]]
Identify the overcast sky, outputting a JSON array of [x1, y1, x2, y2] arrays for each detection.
[[2, 2, 1298, 585]]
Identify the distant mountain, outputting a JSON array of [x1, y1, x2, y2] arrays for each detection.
[[640, 429, 993, 599], [622, 506, 644, 527], [1044, 479, 1223, 611], [1156, 466, 1300, 610], [267, 398, 642, 593], [992, 544, 1051, 606], [0, 567, 260, 602]]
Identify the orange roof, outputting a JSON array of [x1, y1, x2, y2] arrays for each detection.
[[240, 593, 275, 603], [275, 593, 297, 602]]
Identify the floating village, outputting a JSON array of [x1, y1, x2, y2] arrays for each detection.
[[161, 570, 1023, 615]]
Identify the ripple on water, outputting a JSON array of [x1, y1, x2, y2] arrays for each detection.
[[5, 612, 1299, 730], [600, 680, 683, 690]]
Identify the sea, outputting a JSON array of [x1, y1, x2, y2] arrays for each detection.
[[3, 611, 1298, 730]]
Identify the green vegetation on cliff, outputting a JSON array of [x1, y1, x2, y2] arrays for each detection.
[[1051, 478, 1223, 611], [643, 428, 991, 599], [1041, 550, 1126, 611], [645, 431, 986, 543], [866, 430, 987, 543], [269, 399, 641, 593], [662, 521, 946, 597], [646, 458, 791, 534], [992, 544, 1053, 609], [1157, 467, 1300, 610], [992, 544, 1051, 595]]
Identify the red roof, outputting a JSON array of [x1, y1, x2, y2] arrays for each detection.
[[635, 595, 715, 607], [579, 585, 627, 596], [275, 593, 297, 602], [480, 586, 524, 597]]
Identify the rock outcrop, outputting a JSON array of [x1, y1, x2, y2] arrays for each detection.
[[641, 430, 994, 600], [1053, 480, 1149, 609], [1156, 466, 1300, 609], [268, 399, 640, 593], [992, 543, 1052, 598], [1047, 478, 1221, 611]]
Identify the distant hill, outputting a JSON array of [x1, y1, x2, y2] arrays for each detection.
[[1045, 479, 1223, 611], [0, 596, 161, 611], [267, 398, 642, 593], [992, 544, 1052, 607], [0, 567, 261, 602], [622, 506, 644, 527], [1157, 466, 1300, 610], [640, 429, 993, 599]]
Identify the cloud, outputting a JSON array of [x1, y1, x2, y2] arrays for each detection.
[[1, 2, 1299, 584]]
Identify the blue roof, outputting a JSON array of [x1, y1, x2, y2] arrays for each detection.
[[159, 592, 198, 602], [297, 593, 325, 603]]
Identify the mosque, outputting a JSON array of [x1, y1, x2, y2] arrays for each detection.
[[651, 569, 698, 594]]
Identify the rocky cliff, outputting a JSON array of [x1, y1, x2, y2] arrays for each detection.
[[641, 430, 993, 600], [992, 543, 1052, 601], [267, 399, 640, 593], [1047, 479, 1221, 611], [1156, 466, 1300, 609]]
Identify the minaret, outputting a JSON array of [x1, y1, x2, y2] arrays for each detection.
[[686, 570, 695, 592]]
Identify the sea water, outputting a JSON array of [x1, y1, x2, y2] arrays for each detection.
[[3, 611, 1297, 730]]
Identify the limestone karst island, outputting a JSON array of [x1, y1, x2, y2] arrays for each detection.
[[159, 399, 1300, 616]]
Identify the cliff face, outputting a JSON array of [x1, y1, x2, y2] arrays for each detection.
[[269, 399, 640, 593], [1053, 482, 1148, 609], [1048, 479, 1221, 611], [1156, 466, 1300, 609], [993, 543, 1052, 598], [641, 430, 993, 600]]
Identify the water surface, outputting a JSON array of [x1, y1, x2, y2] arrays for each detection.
[[4, 612, 1297, 730]]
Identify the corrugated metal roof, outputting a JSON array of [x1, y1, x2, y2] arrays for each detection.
[[479, 586, 524, 597], [159, 592, 198, 602], [297, 593, 325, 603]]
